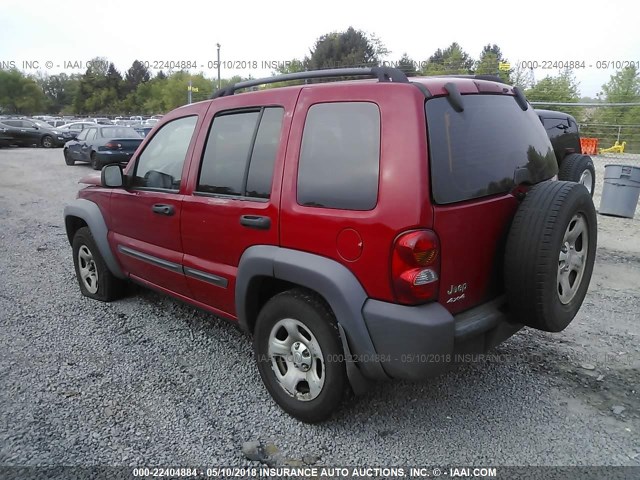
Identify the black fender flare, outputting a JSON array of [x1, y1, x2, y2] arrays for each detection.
[[63, 199, 125, 279], [236, 246, 387, 385]]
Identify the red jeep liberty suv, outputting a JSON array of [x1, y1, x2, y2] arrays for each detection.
[[64, 67, 597, 422]]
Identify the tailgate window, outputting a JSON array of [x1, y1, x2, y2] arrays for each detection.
[[426, 94, 557, 204]]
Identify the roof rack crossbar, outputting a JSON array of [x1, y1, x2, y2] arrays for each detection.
[[211, 67, 409, 99]]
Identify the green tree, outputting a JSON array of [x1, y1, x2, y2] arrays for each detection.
[[0, 69, 47, 114], [587, 66, 640, 153], [73, 57, 111, 113], [308, 27, 387, 70], [421, 42, 474, 75], [475, 44, 511, 83], [124, 60, 151, 94], [396, 53, 418, 77], [511, 63, 534, 89], [39, 73, 81, 113], [525, 69, 582, 118]]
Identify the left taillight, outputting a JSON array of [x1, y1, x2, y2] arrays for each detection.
[[104, 141, 121, 150], [391, 229, 440, 305]]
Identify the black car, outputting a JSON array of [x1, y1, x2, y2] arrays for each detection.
[[537, 109, 596, 196], [0, 119, 72, 148], [64, 125, 143, 169]]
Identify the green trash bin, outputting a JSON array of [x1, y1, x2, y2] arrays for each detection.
[[599, 164, 640, 218]]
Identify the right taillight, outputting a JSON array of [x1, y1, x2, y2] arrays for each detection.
[[391, 229, 440, 305]]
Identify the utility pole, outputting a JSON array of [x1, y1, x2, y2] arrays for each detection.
[[217, 43, 221, 90], [188, 79, 192, 104]]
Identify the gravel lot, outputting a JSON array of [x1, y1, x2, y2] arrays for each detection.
[[0, 148, 638, 469]]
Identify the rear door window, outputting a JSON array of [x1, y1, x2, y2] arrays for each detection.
[[197, 107, 284, 199], [426, 95, 557, 204]]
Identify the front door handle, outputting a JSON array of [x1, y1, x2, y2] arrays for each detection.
[[152, 204, 175, 216], [240, 215, 271, 230]]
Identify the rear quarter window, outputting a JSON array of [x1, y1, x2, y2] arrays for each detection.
[[426, 95, 557, 204], [297, 102, 380, 210]]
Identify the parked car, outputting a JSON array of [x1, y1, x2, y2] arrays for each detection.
[[0, 118, 71, 147], [58, 121, 99, 139], [143, 118, 159, 127], [64, 68, 597, 423], [537, 109, 596, 196], [88, 117, 114, 125], [133, 126, 153, 138], [46, 119, 69, 128], [63, 125, 142, 169]]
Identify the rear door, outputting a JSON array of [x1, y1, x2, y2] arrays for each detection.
[[180, 91, 296, 319], [2, 120, 28, 145], [427, 94, 558, 313]]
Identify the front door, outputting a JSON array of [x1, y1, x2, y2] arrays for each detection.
[[109, 114, 201, 297]]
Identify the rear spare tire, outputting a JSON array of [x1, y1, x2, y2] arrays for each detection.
[[558, 153, 596, 196], [504, 181, 597, 332]]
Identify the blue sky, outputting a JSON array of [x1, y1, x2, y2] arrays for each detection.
[[1, 0, 639, 97]]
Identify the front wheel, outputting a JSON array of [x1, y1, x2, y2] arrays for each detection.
[[254, 289, 347, 423], [72, 227, 125, 301], [64, 149, 75, 166]]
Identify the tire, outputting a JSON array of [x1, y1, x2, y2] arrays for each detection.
[[72, 227, 125, 302], [41, 135, 54, 148], [504, 181, 597, 332], [64, 149, 75, 166], [558, 153, 596, 197], [90, 152, 101, 170], [254, 289, 347, 423]]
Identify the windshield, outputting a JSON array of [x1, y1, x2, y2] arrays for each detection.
[[100, 127, 141, 138], [32, 120, 52, 129], [426, 94, 558, 204]]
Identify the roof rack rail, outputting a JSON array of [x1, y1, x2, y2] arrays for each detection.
[[210, 66, 409, 99], [434, 74, 507, 84]]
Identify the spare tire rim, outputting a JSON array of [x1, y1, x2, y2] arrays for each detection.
[[557, 213, 588, 304], [267, 318, 324, 402], [78, 245, 99, 294], [579, 170, 593, 194]]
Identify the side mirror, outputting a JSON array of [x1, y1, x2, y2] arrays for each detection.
[[101, 164, 124, 188]]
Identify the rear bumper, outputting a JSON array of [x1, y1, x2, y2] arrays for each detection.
[[362, 296, 522, 380], [96, 151, 135, 164]]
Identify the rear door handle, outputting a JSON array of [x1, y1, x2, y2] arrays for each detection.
[[240, 215, 271, 230], [152, 204, 175, 216]]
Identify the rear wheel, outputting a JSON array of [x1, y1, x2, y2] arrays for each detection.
[[254, 289, 347, 423], [90, 152, 101, 170], [558, 153, 596, 196], [504, 181, 597, 332], [64, 149, 75, 166], [41, 135, 54, 148]]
